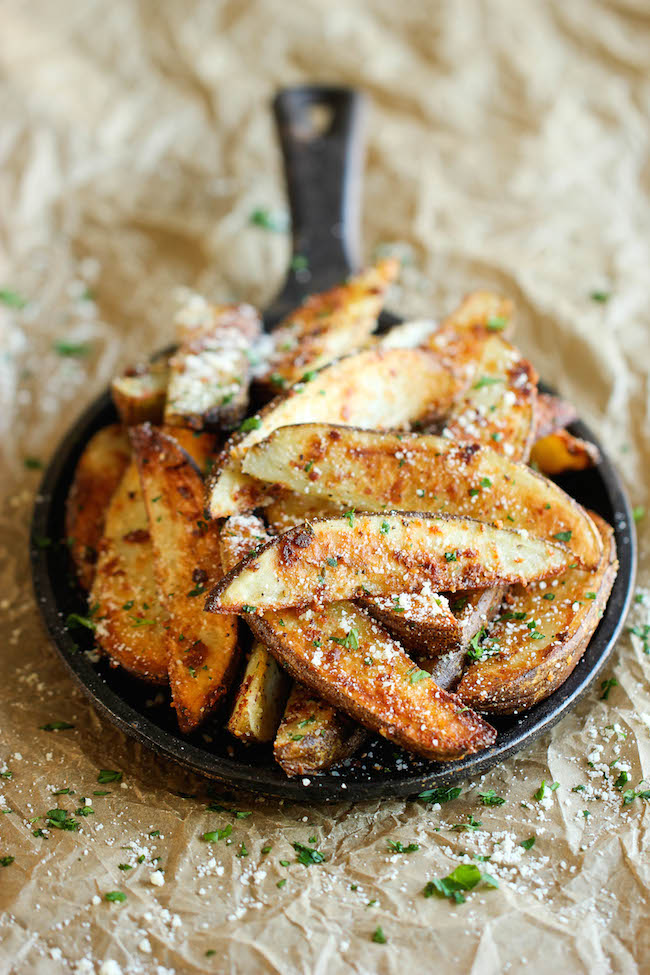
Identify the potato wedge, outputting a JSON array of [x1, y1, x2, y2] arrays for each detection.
[[274, 683, 367, 777], [534, 393, 578, 440], [248, 602, 496, 761], [428, 291, 515, 345], [363, 588, 461, 656], [260, 259, 399, 391], [65, 424, 131, 590], [441, 335, 538, 460], [131, 424, 239, 732], [111, 355, 170, 426], [457, 512, 617, 713], [226, 642, 290, 744], [531, 429, 601, 476], [263, 491, 462, 658], [206, 345, 464, 519], [165, 301, 261, 431], [206, 513, 571, 613], [166, 427, 220, 478], [90, 459, 169, 683], [242, 424, 602, 568]]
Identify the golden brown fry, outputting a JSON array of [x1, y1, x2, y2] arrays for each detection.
[[249, 602, 496, 762], [531, 429, 601, 476], [242, 424, 602, 568], [260, 259, 399, 391], [65, 424, 131, 590], [206, 513, 571, 613], [165, 302, 261, 431], [362, 590, 461, 656], [90, 460, 169, 683], [274, 683, 367, 777], [457, 512, 617, 713], [131, 424, 239, 732]]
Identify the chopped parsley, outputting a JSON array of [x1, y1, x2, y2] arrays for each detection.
[[552, 530, 572, 543], [590, 291, 610, 303], [478, 790, 505, 806], [65, 612, 96, 632], [472, 376, 503, 390], [249, 207, 288, 232], [632, 506, 645, 523], [39, 721, 75, 731], [290, 255, 309, 271], [380, 521, 391, 534], [372, 926, 387, 944], [408, 668, 430, 684], [239, 416, 262, 433], [202, 824, 232, 842], [331, 628, 359, 650], [520, 836, 536, 851], [387, 840, 419, 853], [0, 288, 27, 308], [97, 769, 122, 784], [600, 677, 618, 700], [293, 841, 326, 866], [444, 550, 458, 562], [423, 864, 498, 903], [0, 856, 15, 866], [242, 605, 257, 613], [486, 316, 508, 332], [344, 509, 355, 528], [104, 891, 127, 903], [187, 585, 206, 597], [53, 340, 92, 358], [418, 786, 461, 804], [534, 780, 559, 801], [45, 808, 79, 831]]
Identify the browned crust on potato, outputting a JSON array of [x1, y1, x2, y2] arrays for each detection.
[[90, 459, 169, 683], [274, 683, 367, 777], [65, 424, 131, 590], [248, 603, 496, 762], [242, 424, 602, 569], [362, 592, 461, 656], [456, 512, 617, 713], [259, 259, 399, 390], [205, 513, 570, 613], [130, 424, 239, 732]]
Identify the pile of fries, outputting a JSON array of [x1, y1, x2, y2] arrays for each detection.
[[65, 259, 618, 777]]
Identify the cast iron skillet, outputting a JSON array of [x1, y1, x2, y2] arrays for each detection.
[[31, 86, 636, 801]]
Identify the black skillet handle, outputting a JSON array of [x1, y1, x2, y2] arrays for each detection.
[[265, 85, 367, 327]]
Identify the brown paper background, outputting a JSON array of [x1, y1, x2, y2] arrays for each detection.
[[1, 1, 650, 972]]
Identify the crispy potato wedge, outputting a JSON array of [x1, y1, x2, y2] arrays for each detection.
[[531, 429, 601, 476], [534, 393, 578, 440], [65, 424, 131, 590], [111, 355, 170, 426], [263, 490, 462, 657], [131, 424, 239, 732], [457, 512, 617, 713], [206, 513, 571, 613], [260, 259, 399, 391], [441, 335, 538, 460], [165, 301, 261, 431], [165, 426, 220, 477], [226, 642, 290, 744], [274, 683, 367, 777], [90, 459, 169, 683], [219, 513, 275, 576], [206, 345, 464, 519], [242, 424, 602, 568], [362, 589, 461, 656], [428, 291, 515, 345], [248, 602, 496, 762]]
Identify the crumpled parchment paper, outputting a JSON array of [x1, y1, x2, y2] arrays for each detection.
[[1, 1, 650, 973]]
